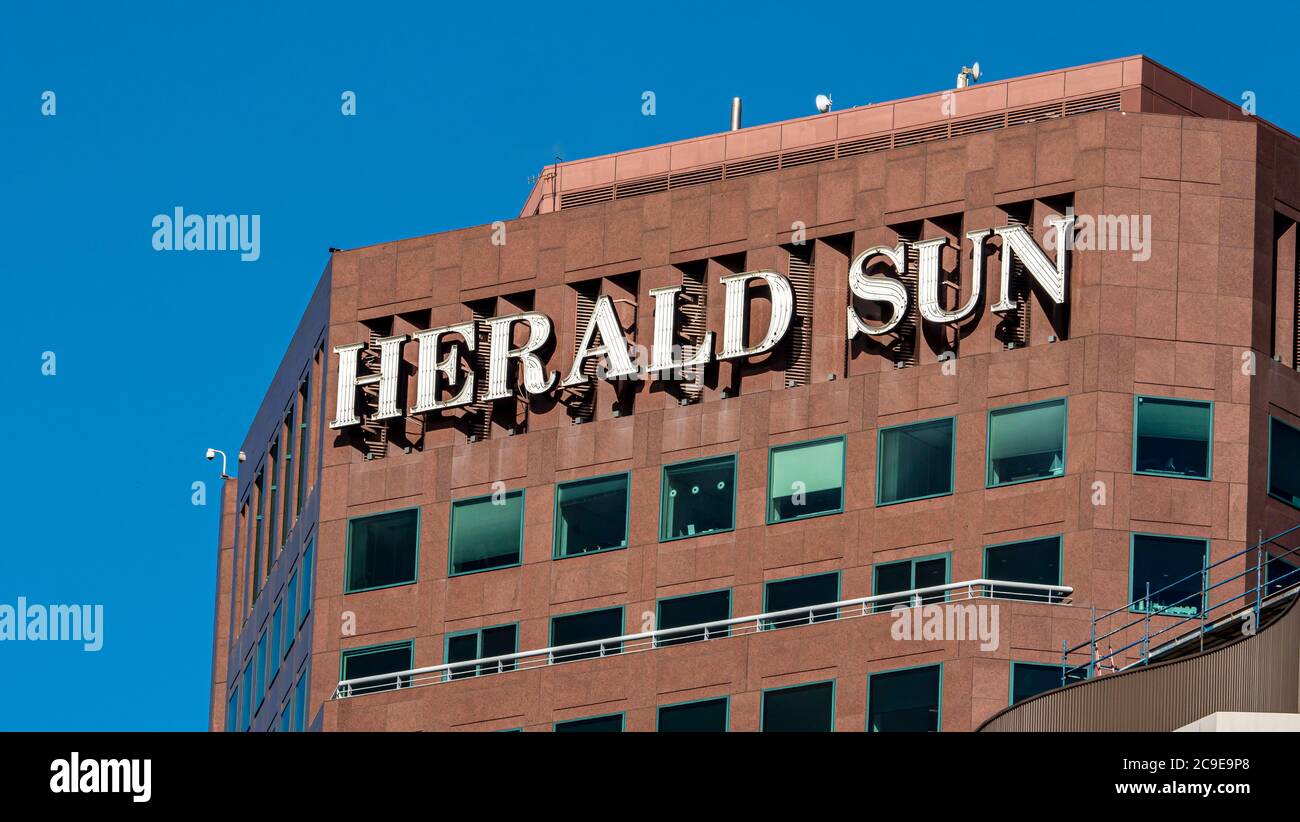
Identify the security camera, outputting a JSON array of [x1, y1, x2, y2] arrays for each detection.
[[205, 448, 216, 461]]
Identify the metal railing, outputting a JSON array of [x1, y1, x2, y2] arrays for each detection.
[[1061, 524, 1300, 686], [334, 578, 1074, 699]]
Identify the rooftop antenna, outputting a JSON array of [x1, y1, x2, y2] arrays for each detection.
[[815, 93, 833, 114], [956, 62, 981, 89]]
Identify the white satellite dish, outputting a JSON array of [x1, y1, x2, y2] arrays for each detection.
[[815, 93, 833, 114], [971, 62, 981, 82]]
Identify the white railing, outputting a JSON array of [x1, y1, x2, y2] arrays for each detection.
[[334, 578, 1073, 699]]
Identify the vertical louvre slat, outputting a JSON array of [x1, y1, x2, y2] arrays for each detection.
[[786, 245, 814, 387], [679, 266, 707, 401]]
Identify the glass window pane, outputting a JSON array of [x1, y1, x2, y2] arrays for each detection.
[[1269, 417, 1300, 507], [269, 604, 282, 681], [299, 541, 314, 627], [985, 537, 1062, 601], [226, 688, 238, 733], [873, 556, 948, 612], [769, 438, 845, 522], [658, 698, 728, 732], [450, 492, 523, 575], [661, 456, 736, 540], [657, 590, 731, 645], [762, 682, 834, 732], [1011, 663, 1064, 705], [555, 714, 623, 732], [479, 625, 518, 675], [1131, 534, 1205, 616], [283, 572, 298, 655], [341, 642, 413, 695], [446, 633, 479, 681], [1134, 397, 1212, 478], [1266, 554, 1300, 596], [988, 400, 1066, 486], [878, 419, 954, 504], [240, 665, 252, 731], [555, 474, 629, 557], [868, 665, 941, 732], [292, 668, 308, 732], [255, 631, 268, 710], [551, 608, 623, 663], [764, 573, 838, 630], [346, 509, 419, 591]]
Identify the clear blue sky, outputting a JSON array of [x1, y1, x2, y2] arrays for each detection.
[[1, 1, 1295, 730]]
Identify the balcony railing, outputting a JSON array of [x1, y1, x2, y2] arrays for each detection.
[[334, 578, 1074, 699]]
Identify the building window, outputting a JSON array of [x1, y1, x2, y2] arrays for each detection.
[[987, 398, 1066, 487], [1130, 533, 1207, 616], [292, 665, 309, 732], [1010, 661, 1084, 705], [269, 602, 283, 683], [768, 436, 845, 523], [240, 663, 252, 731], [279, 701, 292, 733], [660, 455, 736, 541], [550, 607, 624, 663], [872, 554, 949, 613], [868, 665, 941, 732], [658, 697, 729, 732], [984, 536, 1063, 602], [656, 589, 731, 646], [1266, 554, 1300, 596], [761, 681, 834, 732], [345, 508, 419, 593], [1268, 417, 1300, 508], [298, 540, 314, 628], [226, 687, 238, 733], [254, 629, 269, 715], [877, 418, 955, 505], [445, 624, 518, 680], [340, 641, 413, 696], [555, 713, 624, 732], [763, 572, 839, 630], [1133, 396, 1212, 479], [283, 571, 298, 656], [449, 491, 524, 576], [554, 473, 629, 558]]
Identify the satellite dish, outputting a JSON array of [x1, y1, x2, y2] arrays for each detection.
[[971, 62, 981, 82], [815, 93, 833, 114]]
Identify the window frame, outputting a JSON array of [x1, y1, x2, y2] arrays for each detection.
[[1127, 532, 1209, 617], [871, 552, 951, 612], [1008, 660, 1079, 705], [985, 397, 1068, 489], [658, 453, 739, 543], [762, 571, 841, 630], [338, 640, 415, 694], [875, 416, 957, 506], [1132, 395, 1214, 481], [551, 470, 632, 560], [981, 535, 1064, 602], [766, 434, 847, 525], [553, 712, 625, 732], [866, 662, 943, 732], [443, 622, 519, 679], [343, 506, 421, 594], [656, 695, 731, 732], [448, 490, 525, 577], [1267, 415, 1300, 510], [548, 605, 626, 661], [759, 679, 836, 732], [655, 587, 733, 643]]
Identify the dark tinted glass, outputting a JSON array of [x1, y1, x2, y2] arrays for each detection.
[[346, 509, 418, 591]]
